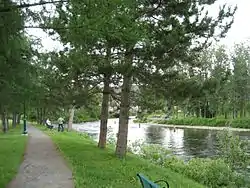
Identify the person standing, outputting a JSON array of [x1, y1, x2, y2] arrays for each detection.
[[58, 117, 64, 132]]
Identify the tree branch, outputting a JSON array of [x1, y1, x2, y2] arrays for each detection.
[[0, 0, 67, 13]]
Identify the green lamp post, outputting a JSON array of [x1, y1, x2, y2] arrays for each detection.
[[22, 54, 28, 135], [22, 101, 28, 135]]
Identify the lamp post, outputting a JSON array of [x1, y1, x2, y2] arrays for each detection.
[[22, 101, 28, 135], [22, 54, 28, 135]]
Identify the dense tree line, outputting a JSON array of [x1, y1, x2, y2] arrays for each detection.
[[138, 43, 250, 120]]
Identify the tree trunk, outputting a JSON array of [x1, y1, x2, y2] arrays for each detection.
[[1, 112, 7, 133], [12, 112, 17, 128], [224, 112, 228, 119], [68, 105, 75, 131], [98, 74, 110, 148], [115, 75, 132, 158], [203, 102, 206, 118], [39, 108, 43, 124], [42, 108, 46, 124], [36, 108, 40, 124], [17, 113, 21, 124], [6, 116, 9, 130], [233, 110, 238, 119], [240, 102, 244, 118]]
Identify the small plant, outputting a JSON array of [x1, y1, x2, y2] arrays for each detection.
[[127, 139, 145, 154], [107, 128, 116, 146], [77, 132, 91, 139], [217, 129, 250, 171], [140, 144, 172, 165]]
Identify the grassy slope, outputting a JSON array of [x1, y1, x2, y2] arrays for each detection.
[[0, 126, 28, 188], [42, 128, 204, 188]]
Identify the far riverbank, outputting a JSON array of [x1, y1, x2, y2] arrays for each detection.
[[141, 122, 250, 132], [134, 117, 250, 131]]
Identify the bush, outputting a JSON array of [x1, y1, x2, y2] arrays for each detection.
[[140, 144, 172, 165], [184, 158, 244, 188], [217, 129, 250, 171], [133, 118, 148, 123], [73, 108, 100, 123], [140, 143, 247, 187], [163, 156, 185, 173]]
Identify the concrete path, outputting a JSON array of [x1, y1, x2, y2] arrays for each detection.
[[7, 126, 74, 188]]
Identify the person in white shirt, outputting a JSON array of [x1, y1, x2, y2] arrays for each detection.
[[57, 117, 64, 132], [46, 118, 53, 129]]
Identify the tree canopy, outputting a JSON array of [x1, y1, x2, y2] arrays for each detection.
[[0, 0, 239, 159]]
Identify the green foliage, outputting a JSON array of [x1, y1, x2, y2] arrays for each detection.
[[182, 158, 244, 188], [136, 42, 250, 123], [0, 126, 28, 187], [0, 0, 35, 132], [147, 117, 250, 129], [140, 143, 247, 187], [40, 0, 237, 158], [159, 118, 229, 126], [133, 118, 148, 123], [74, 107, 100, 123], [140, 144, 172, 165], [41, 129, 204, 188], [217, 129, 250, 171]]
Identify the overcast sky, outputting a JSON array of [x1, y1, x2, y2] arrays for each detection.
[[219, 0, 250, 47], [28, 0, 250, 52]]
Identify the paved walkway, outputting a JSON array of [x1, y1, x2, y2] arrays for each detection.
[[7, 126, 74, 188]]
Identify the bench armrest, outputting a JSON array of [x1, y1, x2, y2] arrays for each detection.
[[154, 180, 169, 188]]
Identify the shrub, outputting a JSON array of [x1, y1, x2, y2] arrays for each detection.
[[140, 144, 246, 187], [133, 117, 148, 123], [163, 156, 185, 173], [217, 129, 250, 171], [140, 144, 172, 165], [184, 158, 244, 188]]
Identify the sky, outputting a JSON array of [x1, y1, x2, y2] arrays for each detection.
[[218, 0, 250, 47], [27, 0, 250, 52]]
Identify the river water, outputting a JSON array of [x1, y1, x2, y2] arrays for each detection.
[[72, 118, 250, 161]]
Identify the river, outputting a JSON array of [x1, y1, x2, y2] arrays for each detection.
[[72, 118, 250, 161]]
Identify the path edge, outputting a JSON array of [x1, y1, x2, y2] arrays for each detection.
[[6, 132, 30, 188]]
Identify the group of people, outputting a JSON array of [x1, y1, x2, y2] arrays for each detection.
[[45, 117, 65, 132]]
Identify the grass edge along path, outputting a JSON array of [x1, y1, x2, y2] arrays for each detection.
[[0, 126, 28, 188], [37, 126, 204, 188]]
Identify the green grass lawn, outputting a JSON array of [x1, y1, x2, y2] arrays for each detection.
[[40, 127, 204, 188], [0, 126, 28, 188]]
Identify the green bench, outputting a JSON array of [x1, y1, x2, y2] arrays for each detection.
[[137, 173, 169, 188]]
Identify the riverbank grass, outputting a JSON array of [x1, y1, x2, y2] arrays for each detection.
[[0, 126, 28, 187], [43, 129, 204, 188]]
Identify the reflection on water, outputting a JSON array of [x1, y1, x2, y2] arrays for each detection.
[[72, 118, 250, 160]]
